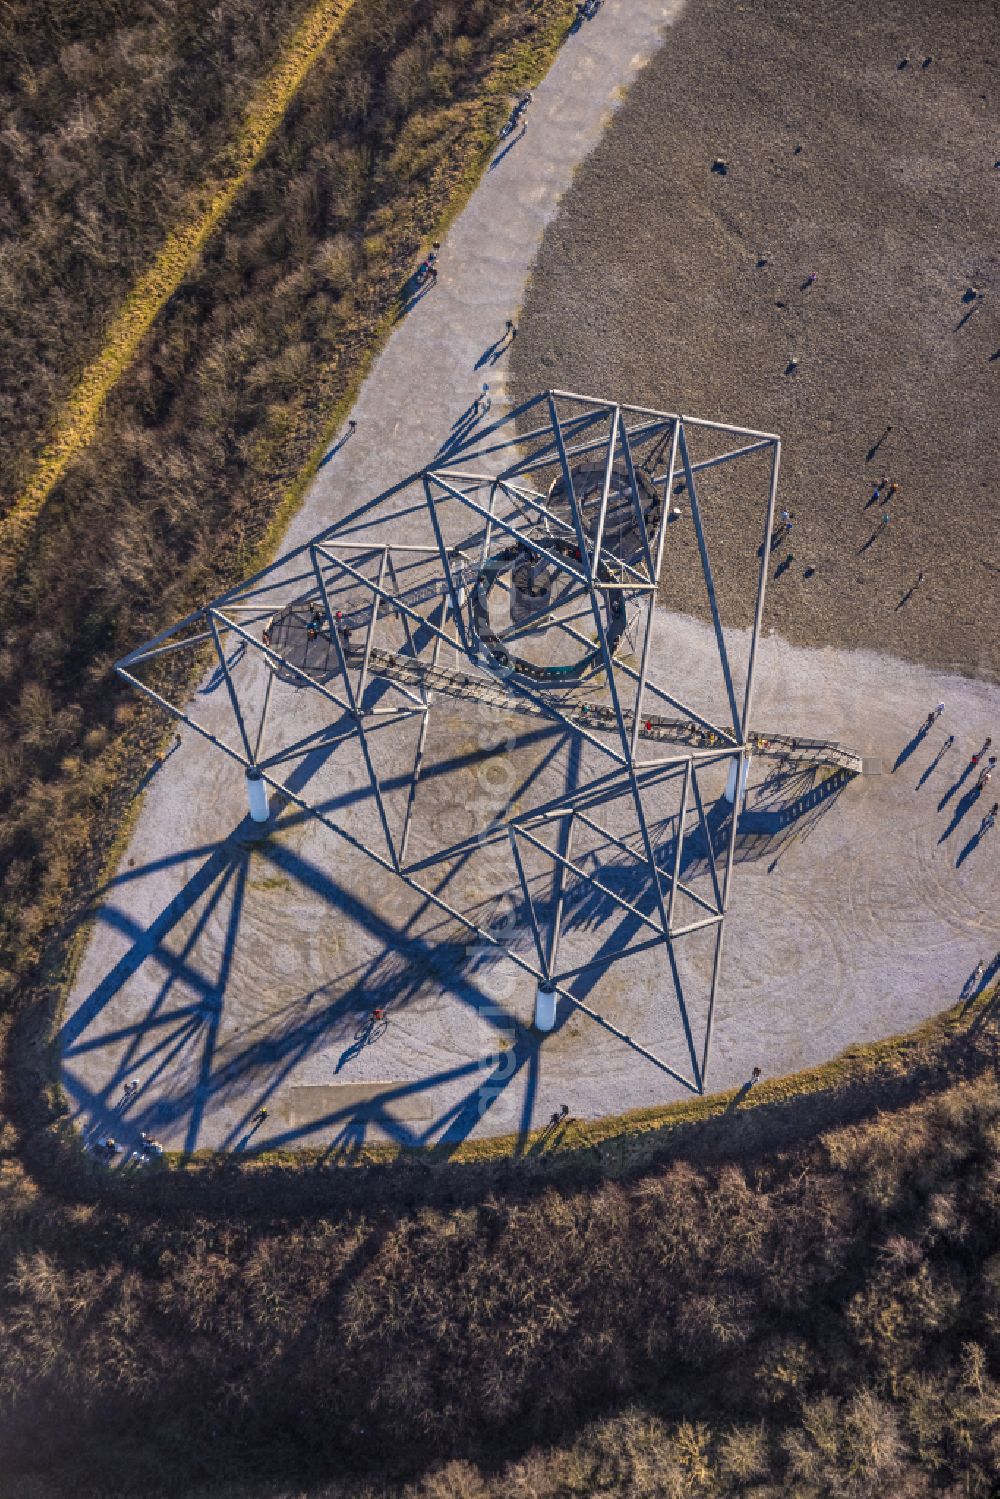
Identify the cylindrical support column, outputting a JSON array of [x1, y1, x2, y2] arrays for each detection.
[[245, 768, 270, 823], [724, 752, 751, 806], [454, 584, 466, 667], [534, 981, 557, 1033]]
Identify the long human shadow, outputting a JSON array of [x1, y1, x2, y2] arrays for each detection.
[[392, 269, 435, 323], [857, 524, 887, 555], [435, 405, 483, 460], [475, 334, 508, 369], [956, 818, 994, 867], [334, 1015, 387, 1073], [939, 784, 981, 843], [317, 428, 354, 470], [960, 951, 1000, 1012], [893, 719, 931, 772], [488, 122, 526, 171], [938, 758, 974, 810], [916, 736, 954, 788], [865, 425, 892, 461]]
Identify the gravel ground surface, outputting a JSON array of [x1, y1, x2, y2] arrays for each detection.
[[58, 0, 1000, 1156], [510, 0, 1000, 677]]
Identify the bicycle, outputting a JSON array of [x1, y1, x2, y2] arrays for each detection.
[[354, 1011, 389, 1044]]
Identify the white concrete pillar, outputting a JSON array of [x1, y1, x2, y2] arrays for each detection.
[[534, 981, 557, 1033], [245, 768, 270, 823], [724, 752, 751, 806], [454, 584, 466, 667]]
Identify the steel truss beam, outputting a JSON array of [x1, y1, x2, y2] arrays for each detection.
[[116, 391, 781, 1096]]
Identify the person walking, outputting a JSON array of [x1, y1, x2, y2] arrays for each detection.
[[251, 1107, 268, 1128], [880, 510, 890, 530], [977, 767, 992, 792], [982, 803, 998, 833], [504, 318, 517, 344], [347, 419, 357, 435], [480, 381, 491, 415]]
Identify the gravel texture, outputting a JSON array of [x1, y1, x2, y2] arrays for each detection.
[[510, 0, 1000, 678], [59, 0, 1000, 1154]]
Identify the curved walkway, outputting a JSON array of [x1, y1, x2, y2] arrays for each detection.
[[60, 0, 1000, 1159]]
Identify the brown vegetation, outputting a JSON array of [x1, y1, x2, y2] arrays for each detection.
[[0, 0, 319, 512], [3, 1010, 1000, 1496]]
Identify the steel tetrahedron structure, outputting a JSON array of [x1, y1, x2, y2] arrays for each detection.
[[117, 391, 784, 1092]]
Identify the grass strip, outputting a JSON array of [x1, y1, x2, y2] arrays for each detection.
[[0, 0, 357, 587]]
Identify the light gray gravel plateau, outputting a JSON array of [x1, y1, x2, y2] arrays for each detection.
[[61, 0, 1000, 1157]]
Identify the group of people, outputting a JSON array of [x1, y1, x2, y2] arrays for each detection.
[[93, 1131, 163, 1164], [91, 1077, 165, 1164], [926, 704, 998, 834], [306, 602, 353, 650], [415, 242, 440, 287], [869, 473, 901, 534], [500, 91, 532, 140]]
